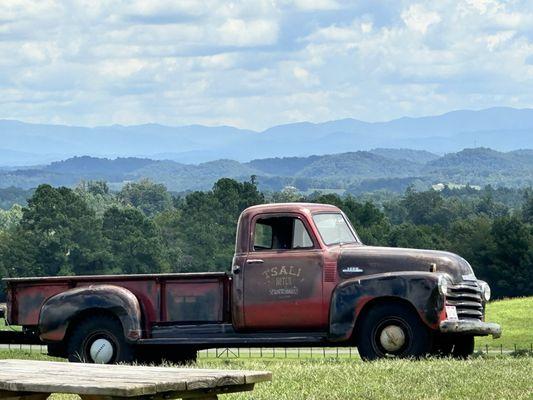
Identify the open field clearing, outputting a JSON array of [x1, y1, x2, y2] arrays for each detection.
[[0, 350, 531, 400], [476, 297, 532, 350]]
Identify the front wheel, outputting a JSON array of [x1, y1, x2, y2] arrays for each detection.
[[356, 303, 432, 361], [67, 314, 135, 364]]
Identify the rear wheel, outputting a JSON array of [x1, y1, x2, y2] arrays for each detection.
[[356, 303, 432, 361], [67, 314, 134, 364]]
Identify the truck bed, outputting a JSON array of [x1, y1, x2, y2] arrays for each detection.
[[4, 272, 232, 333]]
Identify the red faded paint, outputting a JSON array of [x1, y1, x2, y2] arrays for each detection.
[[11, 283, 70, 326], [6, 273, 230, 337], [232, 204, 344, 330]]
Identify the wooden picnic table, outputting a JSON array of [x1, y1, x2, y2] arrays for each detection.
[[0, 360, 271, 400]]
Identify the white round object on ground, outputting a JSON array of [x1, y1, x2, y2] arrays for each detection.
[[90, 338, 114, 364]]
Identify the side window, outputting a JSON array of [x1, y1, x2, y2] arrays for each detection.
[[253, 216, 314, 251], [254, 221, 273, 250]]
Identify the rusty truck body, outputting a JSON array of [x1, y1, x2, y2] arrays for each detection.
[[2, 203, 501, 363]]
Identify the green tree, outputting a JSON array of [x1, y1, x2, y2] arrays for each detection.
[[75, 181, 121, 218], [175, 178, 264, 271], [400, 188, 453, 226], [102, 207, 164, 274], [153, 209, 188, 272], [387, 223, 450, 250], [16, 185, 110, 276], [118, 179, 172, 217], [522, 190, 533, 224], [0, 204, 23, 231], [485, 216, 532, 297]]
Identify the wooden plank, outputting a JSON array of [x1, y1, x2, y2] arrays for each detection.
[[0, 360, 271, 398]]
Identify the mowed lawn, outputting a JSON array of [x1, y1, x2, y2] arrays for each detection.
[[0, 351, 531, 400], [476, 297, 533, 350], [0, 297, 530, 399]]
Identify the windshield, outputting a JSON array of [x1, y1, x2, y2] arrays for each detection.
[[312, 213, 358, 245]]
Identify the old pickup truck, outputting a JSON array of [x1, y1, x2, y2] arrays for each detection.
[[2, 203, 501, 363]]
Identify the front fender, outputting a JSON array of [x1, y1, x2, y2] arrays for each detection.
[[329, 272, 444, 342], [39, 285, 142, 343]]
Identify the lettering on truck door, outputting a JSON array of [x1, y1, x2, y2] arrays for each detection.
[[242, 213, 324, 329]]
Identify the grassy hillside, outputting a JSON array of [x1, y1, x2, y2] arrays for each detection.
[[476, 297, 533, 350]]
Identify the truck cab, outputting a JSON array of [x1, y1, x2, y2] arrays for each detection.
[[3, 203, 501, 363]]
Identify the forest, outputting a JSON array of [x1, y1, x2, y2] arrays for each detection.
[[0, 178, 531, 300]]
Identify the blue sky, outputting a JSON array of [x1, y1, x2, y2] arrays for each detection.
[[1, 0, 532, 130]]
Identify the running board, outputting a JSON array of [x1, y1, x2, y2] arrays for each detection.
[[138, 323, 327, 346]]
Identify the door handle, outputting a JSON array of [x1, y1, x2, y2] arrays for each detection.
[[246, 259, 264, 264], [232, 265, 241, 274]]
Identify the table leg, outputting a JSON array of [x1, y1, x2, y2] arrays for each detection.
[[0, 392, 51, 400], [80, 395, 218, 400]]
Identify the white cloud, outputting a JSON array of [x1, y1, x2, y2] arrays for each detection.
[[401, 4, 442, 34], [1, 0, 533, 129], [286, 0, 341, 11], [217, 18, 279, 46]]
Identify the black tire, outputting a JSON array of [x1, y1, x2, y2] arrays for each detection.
[[47, 342, 67, 358], [431, 335, 475, 358], [451, 336, 475, 359], [356, 303, 432, 361], [136, 345, 197, 365], [432, 342, 454, 357], [67, 314, 134, 364], [430, 334, 454, 357]]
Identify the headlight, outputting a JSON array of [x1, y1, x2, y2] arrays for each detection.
[[480, 281, 491, 302], [438, 275, 448, 296]]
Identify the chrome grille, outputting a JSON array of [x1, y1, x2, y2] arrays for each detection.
[[446, 281, 484, 320]]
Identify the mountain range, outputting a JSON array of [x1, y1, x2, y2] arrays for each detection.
[[0, 148, 531, 194], [1, 107, 532, 166]]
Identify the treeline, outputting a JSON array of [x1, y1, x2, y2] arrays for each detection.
[[0, 178, 531, 300]]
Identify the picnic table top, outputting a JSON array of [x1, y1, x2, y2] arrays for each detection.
[[0, 359, 271, 398]]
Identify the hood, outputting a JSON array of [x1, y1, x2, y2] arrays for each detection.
[[337, 245, 474, 284]]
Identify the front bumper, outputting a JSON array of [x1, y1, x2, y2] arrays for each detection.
[[439, 320, 502, 338]]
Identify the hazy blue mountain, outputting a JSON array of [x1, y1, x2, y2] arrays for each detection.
[[45, 156, 155, 174], [0, 148, 62, 166], [425, 148, 533, 187], [247, 155, 321, 176], [295, 152, 422, 179], [129, 159, 261, 191], [1, 107, 532, 165], [0, 148, 530, 193], [369, 148, 439, 163]]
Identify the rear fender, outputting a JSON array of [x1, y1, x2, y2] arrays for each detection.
[[39, 285, 142, 343], [329, 272, 443, 342]]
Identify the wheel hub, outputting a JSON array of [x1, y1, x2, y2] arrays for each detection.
[[379, 325, 406, 352], [90, 338, 114, 364]]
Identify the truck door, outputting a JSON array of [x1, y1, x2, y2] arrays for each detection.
[[241, 213, 325, 330]]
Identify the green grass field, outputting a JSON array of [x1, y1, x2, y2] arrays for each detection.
[[0, 298, 531, 399], [0, 351, 531, 400], [476, 297, 533, 350]]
